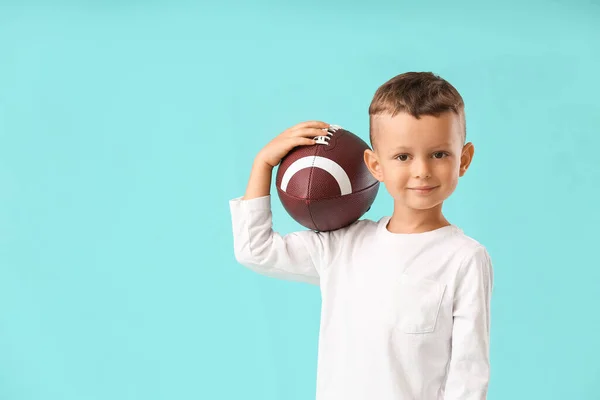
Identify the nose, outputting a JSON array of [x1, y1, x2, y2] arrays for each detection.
[[412, 158, 431, 179]]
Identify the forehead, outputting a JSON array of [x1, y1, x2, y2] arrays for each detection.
[[372, 111, 463, 150]]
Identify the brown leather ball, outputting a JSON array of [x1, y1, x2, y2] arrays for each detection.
[[275, 125, 380, 232]]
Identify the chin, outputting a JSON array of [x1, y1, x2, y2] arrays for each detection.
[[408, 197, 444, 210], [392, 198, 441, 211], [410, 203, 442, 211]]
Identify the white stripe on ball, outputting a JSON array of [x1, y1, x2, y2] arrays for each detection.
[[280, 156, 352, 196]]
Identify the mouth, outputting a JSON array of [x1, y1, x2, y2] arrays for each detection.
[[408, 186, 439, 194]]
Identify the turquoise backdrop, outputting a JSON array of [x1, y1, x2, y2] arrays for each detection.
[[1, 1, 599, 399]]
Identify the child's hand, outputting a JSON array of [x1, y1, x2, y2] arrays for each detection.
[[256, 120, 331, 168]]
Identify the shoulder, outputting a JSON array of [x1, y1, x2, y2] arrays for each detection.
[[435, 226, 492, 274], [328, 216, 382, 238], [314, 216, 382, 253], [447, 228, 491, 259], [449, 231, 493, 284]]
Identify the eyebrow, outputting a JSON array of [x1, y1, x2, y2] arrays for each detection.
[[391, 143, 453, 152]]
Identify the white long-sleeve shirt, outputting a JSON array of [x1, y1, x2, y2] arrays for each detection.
[[229, 195, 493, 400]]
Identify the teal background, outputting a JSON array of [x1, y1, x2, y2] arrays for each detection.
[[1, 1, 599, 399]]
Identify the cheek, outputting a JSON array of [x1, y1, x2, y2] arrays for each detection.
[[443, 163, 461, 185], [379, 164, 409, 191], [436, 161, 460, 182], [383, 165, 409, 182], [446, 175, 459, 191]]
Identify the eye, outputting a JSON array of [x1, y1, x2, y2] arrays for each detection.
[[395, 154, 409, 162], [433, 152, 449, 159]]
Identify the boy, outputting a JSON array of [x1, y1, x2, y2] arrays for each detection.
[[229, 72, 493, 400]]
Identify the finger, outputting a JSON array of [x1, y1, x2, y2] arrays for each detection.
[[289, 128, 331, 138], [289, 136, 318, 147], [289, 120, 330, 132]]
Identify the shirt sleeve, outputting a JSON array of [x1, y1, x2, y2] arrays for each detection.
[[229, 195, 341, 285], [443, 245, 494, 399]]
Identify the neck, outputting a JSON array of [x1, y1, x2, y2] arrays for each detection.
[[387, 202, 450, 234]]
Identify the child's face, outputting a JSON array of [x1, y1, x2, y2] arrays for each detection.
[[364, 111, 473, 212]]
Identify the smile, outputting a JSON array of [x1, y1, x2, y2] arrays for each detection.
[[408, 186, 439, 194]]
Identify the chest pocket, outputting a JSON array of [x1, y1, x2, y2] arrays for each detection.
[[392, 274, 446, 334]]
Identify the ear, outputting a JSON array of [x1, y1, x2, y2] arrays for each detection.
[[364, 149, 384, 182], [459, 142, 475, 177]]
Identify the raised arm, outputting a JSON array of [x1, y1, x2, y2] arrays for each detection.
[[230, 121, 340, 285]]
